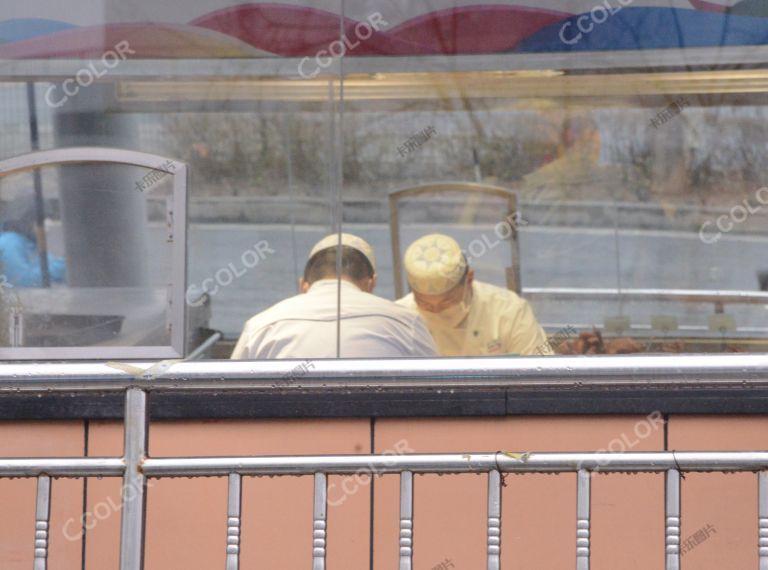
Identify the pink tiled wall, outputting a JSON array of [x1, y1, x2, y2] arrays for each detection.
[[0, 415, 764, 569]]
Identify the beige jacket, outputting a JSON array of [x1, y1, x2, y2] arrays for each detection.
[[397, 280, 552, 357]]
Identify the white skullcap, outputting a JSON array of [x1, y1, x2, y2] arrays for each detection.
[[404, 233, 467, 295], [309, 233, 376, 271]]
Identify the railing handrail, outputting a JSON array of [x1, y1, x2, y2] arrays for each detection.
[[522, 287, 768, 305], [0, 354, 768, 392], [2, 452, 768, 478], [0, 458, 125, 477], [141, 451, 768, 476], [2, 388, 767, 570]]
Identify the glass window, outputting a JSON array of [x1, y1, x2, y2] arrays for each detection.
[[1, 0, 767, 359], [0, 154, 185, 358]]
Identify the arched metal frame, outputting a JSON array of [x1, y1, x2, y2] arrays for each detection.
[[0, 147, 188, 360], [389, 182, 521, 299]]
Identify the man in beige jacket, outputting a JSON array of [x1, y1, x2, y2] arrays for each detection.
[[396, 233, 552, 356]]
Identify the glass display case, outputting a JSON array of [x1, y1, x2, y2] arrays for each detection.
[[1, 0, 767, 359], [0, 148, 192, 359]]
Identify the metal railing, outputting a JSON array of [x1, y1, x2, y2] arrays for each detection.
[[522, 287, 768, 318], [2, 356, 768, 569]]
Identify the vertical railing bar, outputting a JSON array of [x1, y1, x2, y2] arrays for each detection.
[[759, 471, 768, 570], [576, 469, 591, 570], [119, 388, 148, 570], [399, 471, 414, 570], [313, 473, 327, 570], [226, 473, 242, 570], [665, 469, 681, 570], [33, 475, 51, 570], [487, 470, 502, 570]]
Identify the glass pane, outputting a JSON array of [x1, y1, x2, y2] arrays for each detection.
[[0, 163, 173, 351], [338, 1, 768, 357], [0, 2, 344, 359], [3, 0, 768, 360]]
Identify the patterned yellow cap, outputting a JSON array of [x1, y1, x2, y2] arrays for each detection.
[[309, 233, 376, 271], [404, 234, 467, 294]]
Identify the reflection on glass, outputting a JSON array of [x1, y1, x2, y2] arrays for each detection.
[[2, 0, 768, 359], [0, 162, 177, 353], [340, 72, 768, 357], [0, 193, 65, 288]]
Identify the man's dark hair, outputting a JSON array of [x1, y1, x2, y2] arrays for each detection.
[[303, 246, 374, 285]]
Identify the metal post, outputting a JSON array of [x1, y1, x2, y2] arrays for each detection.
[[33, 476, 51, 570], [226, 473, 242, 570], [119, 388, 148, 570], [399, 471, 414, 570], [487, 470, 502, 570], [759, 471, 768, 570], [665, 469, 681, 570], [25, 82, 51, 288], [313, 473, 327, 570], [53, 90, 149, 289], [576, 469, 591, 570]]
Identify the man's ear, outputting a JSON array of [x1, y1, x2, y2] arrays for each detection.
[[368, 273, 378, 293], [299, 278, 311, 294], [466, 269, 475, 287]]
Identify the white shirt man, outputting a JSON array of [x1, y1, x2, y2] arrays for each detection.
[[232, 233, 438, 359], [396, 233, 552, 357]]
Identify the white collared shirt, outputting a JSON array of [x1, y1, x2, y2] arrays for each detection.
[[397, 280, 552, 357], [231, 279, 438, 359]]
